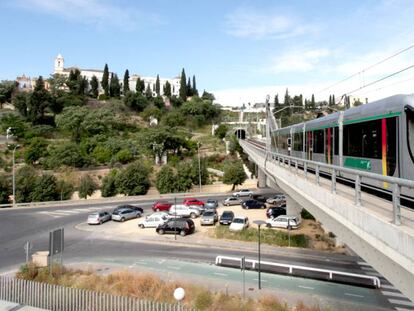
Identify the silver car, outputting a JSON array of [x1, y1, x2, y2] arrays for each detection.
[[87, 211, 111, 225], [222, 196, 243, 206], [111, 208, 141, 222], [205, 199, 218, 209], [200, 210, 218, 226]]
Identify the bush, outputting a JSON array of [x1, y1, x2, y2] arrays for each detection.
[[301, 209, 315, 220], [15, 165, 38, 203], [214, 124, 228, 139], [46, 142, 86, 168], [56, 179, 74, 200], [115, 149, 133, 164], [195, 290, 213, 310], [78, 174, 97, 199], [223, 160, 246, 190], [31, 174, 59, 202], [92, 145, 112, 164], [155, 165, 177, 194], [24, 137, 48, 165], [101, 169, 119, 197], [0, 174, 11, 204], [115, 162, 150, 195], [98, 94, 108, 101]]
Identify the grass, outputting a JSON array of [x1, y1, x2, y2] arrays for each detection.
[[213, 226, 309, 248], [16, 264, 327, 311]]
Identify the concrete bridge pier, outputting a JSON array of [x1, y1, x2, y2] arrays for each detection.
[[257, 167, 267, 188], [286, 195, 302, 217]]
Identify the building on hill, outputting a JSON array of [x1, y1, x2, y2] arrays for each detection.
[[16, 74, 50, 92], [54, 54, 180, 96]]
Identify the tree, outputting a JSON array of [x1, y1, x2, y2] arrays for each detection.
[[284, 88, 290, 106], [161, 110, 185, 127], [101, 64, 109, 96], [15, 165, 38, 203], [332, 94, 336, 106], [0, 80, 17, 109], [175, 163, 193, 192], [192, 75, 198, 96], [56, 106, 89, 141], [101, 169, 119, 197], [163, 81, 172, 97], [123, 69, 130, 94], [124, 91, 149, 112], [145, 83, 153, 99], [274, 94, 279, 106], [141, 105, 162, 122], [155, 74, 160, 96], [190, 156, 208, 185], [0, 174, 11, 204], [46, 142, 86, 168], [90, 75, 99, 98], [31, 174, 59, 202], [136, 78, 145, 93], [201, 90, 215, 101], [24, 137, 48, 164], [311, 94, 316, 109], [187, 77, 192, 97], [155, 165, 177, 194], [109, 73, 121, 97], [56, 179, 74, 200], [223, 160, 247, 191], [179, 68, 187, 101], [115, 162, 150, 195], [27, 76, 52, 124], [12, 92, 28, 117], [78, 174, 97, 199], [215, 124, 228, 139]]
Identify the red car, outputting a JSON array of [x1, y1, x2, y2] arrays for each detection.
[[183, 198, 205, 207], [152, 201, 172, 212]]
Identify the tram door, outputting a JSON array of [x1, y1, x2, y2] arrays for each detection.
[[306, 131, 313, 160], [325, 127, 333, 164]]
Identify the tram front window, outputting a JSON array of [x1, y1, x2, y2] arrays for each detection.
[[408, 108, 414, 162]]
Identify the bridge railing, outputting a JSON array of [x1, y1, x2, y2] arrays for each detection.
[[241, 140, 414, 226]]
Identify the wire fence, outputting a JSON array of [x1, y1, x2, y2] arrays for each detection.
[[0, 276, 197, 311]]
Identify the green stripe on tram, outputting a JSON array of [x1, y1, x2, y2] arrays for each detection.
[[344, 157, 372, 171], [343, 111, 401, 125]]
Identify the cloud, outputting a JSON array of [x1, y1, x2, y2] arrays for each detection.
[[265, 49, 330, 74], [13, 0, 161, 30], [225, 6, 317, 39]]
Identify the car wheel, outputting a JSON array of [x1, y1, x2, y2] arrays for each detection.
[[180, 230, 186, 237], [236, 194, 239, 198], [121, 218, 125, 222], [262, 205, 266, 209], [139, 224, 145, 228], [190, 213, 196, 219], [226, 203, 230, 206], [158, 229, 164, 235], [99, 220, 103, 225], [246, 206, 249, 210]]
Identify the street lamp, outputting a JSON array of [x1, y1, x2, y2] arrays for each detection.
[[253, 220, 266, 289], [197, 142, 202, 193], [9, 144, 20, 207]]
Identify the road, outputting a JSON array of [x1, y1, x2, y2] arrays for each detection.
[[0, 193, 409, 310]]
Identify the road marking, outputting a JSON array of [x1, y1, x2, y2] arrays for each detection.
[[253, 279, 268, 283], [135, 261, 147, 265], [388, 299, 414, 307], [167, 266, 181, 270], [38, 211, 66, 216], [73, 208, 90, 212], [381, 291, 407, 298], [213, 272, 228, 277], [298, 285, 314, 290], [344, 293, 364, 298], [55, 210, 81, 214]]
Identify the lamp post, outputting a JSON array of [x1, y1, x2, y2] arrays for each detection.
[[253, 220, 266, 289], [10, 144, 20, 207], [197, 142, 202, 193]]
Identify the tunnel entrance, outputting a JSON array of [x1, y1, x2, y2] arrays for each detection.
[[235, 129, 246, 139]]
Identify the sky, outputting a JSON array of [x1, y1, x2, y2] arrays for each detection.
[[1, 0, 414, 106]]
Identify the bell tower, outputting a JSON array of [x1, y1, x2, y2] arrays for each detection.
[[54, 54, 64, 74]]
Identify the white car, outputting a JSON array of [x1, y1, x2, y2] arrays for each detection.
[[147, 211, 169, 219], [229, 216, 249, 231], [138, 214, 167, 228], [232, 189, 253, 198], [222, 196, 243, 206], [266, 215, 301, 229], [169, 204, 200, 219]]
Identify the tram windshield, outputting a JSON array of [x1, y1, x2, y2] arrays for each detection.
[[408, 108, 414, 162]]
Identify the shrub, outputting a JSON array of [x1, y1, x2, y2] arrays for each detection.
[[115, 149, 133, 164], [78, 174, 97, 199], [155, 165, 177, 194], [92, 145, 112, 164], [31, 174, 59, 202], [56, 179, 75, 200], [15, 165, 38, 203], [115, 162, 150, 196], [0, 174, 11, 204], [214, 124, 228, 139], [24, 137, 48, 165], [101, 169, 119, 197], [46, 142, 86, 168], [301, 209, 315, 220], [195, 290, 213, 310]]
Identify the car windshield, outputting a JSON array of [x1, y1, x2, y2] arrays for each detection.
[[233, 218, 244, 224], [207, 200, 215, 203], [222, 212, 232, 217], [204, 211, 214, 216]]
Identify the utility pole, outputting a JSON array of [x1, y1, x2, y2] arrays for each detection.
[[197, 142, 202, 193], [10, 144, 20, 207]]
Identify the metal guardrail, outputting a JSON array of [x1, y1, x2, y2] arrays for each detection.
[[0, 276, 198, 311], [240, 140, 414, 226], [215, 255, 381, 288]]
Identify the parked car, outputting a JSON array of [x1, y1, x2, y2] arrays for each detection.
[[87, 211, 111, 225], [242, 199, 266, 209], [251, 194, 268, 203], [111, 208, 142, 222], [205, 199, 218, 209], [169, 204, 200, 218], [266, 215, 301, 229], [200, 210, 218, 226], [266, 194, 286, 206], [219, 211, 235, 225], [183, 198, 205, 207], [152, 201, 172, 212], [139, 214, 168, 228], [222, 196, 243, 206], [266, 206, 287, 219], [113, 204, 144, 215], [229, 216, 249, 231], [147, 211, 169, 219], [232, 189, 253, 197], [156, 218, 195, 236]]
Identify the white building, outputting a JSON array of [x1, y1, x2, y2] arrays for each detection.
[[53, 54, 180, 96]]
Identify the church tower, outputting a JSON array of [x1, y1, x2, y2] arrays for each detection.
[[54, 54, 64, 74]]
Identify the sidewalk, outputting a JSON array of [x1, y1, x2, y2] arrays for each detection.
[[0, 300, 48, 311]]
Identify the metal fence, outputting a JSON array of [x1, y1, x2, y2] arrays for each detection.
[[0, 276, 198, 311]]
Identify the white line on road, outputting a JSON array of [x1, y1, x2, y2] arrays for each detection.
[[253, 279, 268, 283], [55, 210, 81, 214], [344, 293, 364, 298], [381, 291, 407, 298], [298, 285, 314, 290], [135, 262, 147, 265], [167, 266, 181, 270], [388, 299, 414, 307], [37, 211, 66, 216], [213, 272, 228, 277]]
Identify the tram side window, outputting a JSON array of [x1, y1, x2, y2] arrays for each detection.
[[313, 130, 324, 153], [387, 117, 397, 176], [293, 132, 303, 151], [407, 110, 414, 163], [344, 120, 381, 159], [334, 127, 339, 155]]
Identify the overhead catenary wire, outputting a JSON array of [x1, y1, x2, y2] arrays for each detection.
[[317, 42, 414, 94]]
